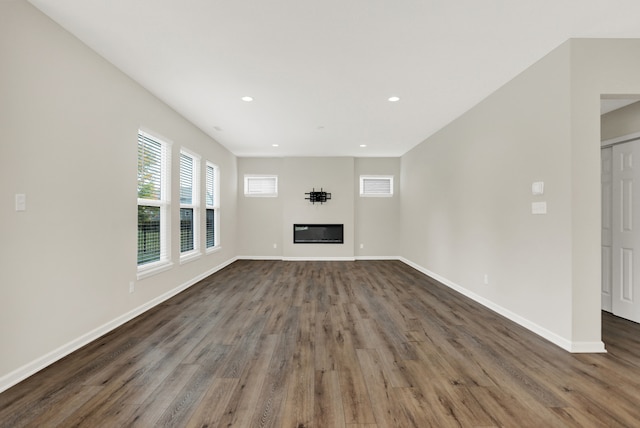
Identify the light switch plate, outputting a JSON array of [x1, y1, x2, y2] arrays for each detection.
[[532, 181, 544, 195], [15, 194, 26, 211], [532, 201, 547, 214]]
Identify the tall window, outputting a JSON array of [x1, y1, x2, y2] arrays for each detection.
[[137, 130, 171, 275], [180, 149, 200, 261], [206, 162, 220, 251]]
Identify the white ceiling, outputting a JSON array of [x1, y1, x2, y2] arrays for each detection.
[[27, 0, 640, 157]]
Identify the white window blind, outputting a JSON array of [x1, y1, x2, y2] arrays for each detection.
[[137, 134, 162, 200], [206, 163, 216, 207], [137, 130, 171, 272], [206, 162, 219, 250], [179, 149, 200, 258], [360, 175, 394, 197], [179, 153, 193, 204], [244, 175, 278, 197]]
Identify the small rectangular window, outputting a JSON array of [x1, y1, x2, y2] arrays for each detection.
[[244, 175, 278, 197], [206, 162, 220, 251], [179, 149, 200, 262], [360, 175, 393, 197]]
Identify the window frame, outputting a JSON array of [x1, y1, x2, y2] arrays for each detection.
[[179, 148, 201, 264], [205, 161, 220, 253], [244, 174, 278, 197], [137, 129, 173, 279], [359, 175, 394, 197]]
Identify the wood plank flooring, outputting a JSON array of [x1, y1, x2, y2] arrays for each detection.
[[2, 260, 640, 427]]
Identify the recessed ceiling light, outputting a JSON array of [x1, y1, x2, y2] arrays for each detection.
[[272, 144, 279, 147], [388, 96, 400, 102], [241, 96, 254, 102], [360, 144, 367, 148]]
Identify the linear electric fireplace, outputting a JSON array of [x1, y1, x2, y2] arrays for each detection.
[[293, 224, 344, 244]]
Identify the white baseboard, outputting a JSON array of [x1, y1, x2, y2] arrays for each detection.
[[399, 257, 607, 354], [282, 256, 356, 261], [354, 256, 401, 261], [236, 255, 284, 261], [0, 256, 238, 394]]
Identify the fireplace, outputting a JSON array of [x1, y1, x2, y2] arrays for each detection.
[[293, 224, 344, 244]]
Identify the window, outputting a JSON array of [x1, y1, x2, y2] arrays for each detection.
[[179, 149, 200, 262], [244, 175, 278, 197], [206, 162, 220, 251], [137, 130, 172, 276], [360, 175, 394, 197]]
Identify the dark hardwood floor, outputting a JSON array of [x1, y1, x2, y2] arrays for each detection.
[[1, 260, 640, 427]]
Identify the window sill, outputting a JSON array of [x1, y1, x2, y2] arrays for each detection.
[[137, 261, 174, 280], [180, 251, 202, 265], [206, 245, 222, 255]]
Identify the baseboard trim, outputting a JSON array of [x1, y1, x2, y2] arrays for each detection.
[[0, 256, 239, 394], [399, 257, 606, 354], [354, 256, 401, 261], [282, 256, 356, 261], [236, 255, 284, 261]]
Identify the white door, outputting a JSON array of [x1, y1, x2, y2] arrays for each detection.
[[601, 146, 613, 312], [611, 140, 640, 323]]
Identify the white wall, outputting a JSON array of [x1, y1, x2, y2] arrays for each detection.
[[4, 0, 640, 393], [236, 157, 284, 258], [569, 39, 640, 344], [355, 158, 401, 258], [400, 39, 640, 351], [400, 42, 575, 347], [0, 1, 238, 389], [237, 157, 400, 259]]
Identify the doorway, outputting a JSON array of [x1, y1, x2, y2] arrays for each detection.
[[601, 96, 640, 324]]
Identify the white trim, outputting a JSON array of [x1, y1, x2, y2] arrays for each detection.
[[0, 256, 238, 394], [179, 250, 202, 265], [360, 175, 394, 197], [206, 245, 222, 255], [237, 255, 284, 261], [282, 256, 356, 261], [569, 341, 607, 353], [399, 257, 607, 354], [244, 174, 278, 197], [601, 130, 640, 147], [136, 260, 174, 280], [354, 256, 401, 261]]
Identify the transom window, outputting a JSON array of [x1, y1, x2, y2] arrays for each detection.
[[244, 175, 278, 197], [360, 175, 394, 197]]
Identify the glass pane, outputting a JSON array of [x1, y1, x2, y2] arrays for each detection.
[[137, 135, 162, 200], [206, 164, 215, 206], [206, 208, 215, 248], [138, 205, 161, 265], [180, 208, 194, 252], [180, 153, 193, 204], [363, 177, 392, 195]]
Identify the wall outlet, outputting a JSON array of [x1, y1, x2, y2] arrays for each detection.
[[483, 274, 489, 285], [360, 243, 364, 249], [273, 243, 277, 249], [129, 281, 135, 293]]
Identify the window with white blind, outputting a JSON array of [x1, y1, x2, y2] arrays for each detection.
[[206, 162, 220, 251], [137, 130, 172, 277], [244, 175, 278, 197], [360, 175, 394, 197], [179, 149, 200, 262]]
